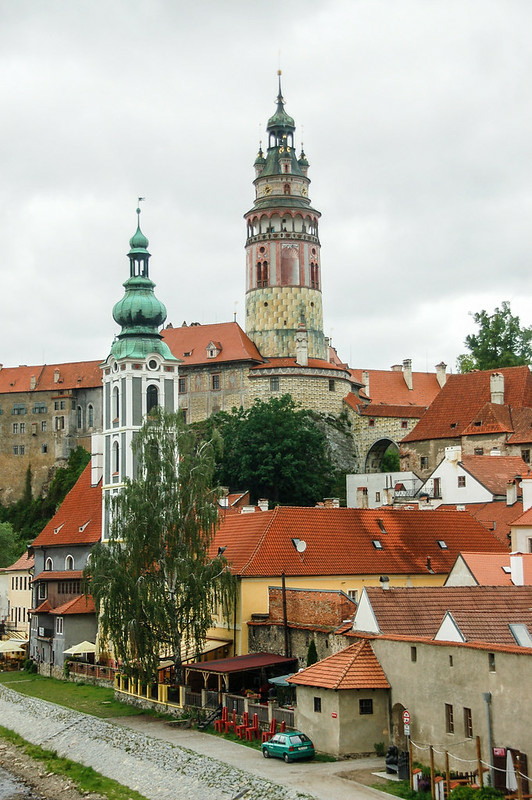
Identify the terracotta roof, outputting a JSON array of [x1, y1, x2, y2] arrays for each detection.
[[402, 366, 532, 443], [447, 552, 513, 586], [49, 594, 95, 615], [349, 368, 441, 406], [359, 585, 532, 642], [460, 456, 529, 495], [212, 506, 506, 578], [5, 552, 34, 572], [161, 322, 263, 366], [287, 639, 389, 690], [507, 408, 532, 444], [32, 599, 52, 613], [358, 403, 427, 419], [446, 607, 532, 645], [250, 357, 349, 373], [436, 501, 521, 545], [31, 464, 102, 549], [349, 631, 532, 657], [34, 570, 84, 582], [0, 361, 102, 393], [510, 507, 532, 526]]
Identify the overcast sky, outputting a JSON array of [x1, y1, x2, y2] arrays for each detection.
[[2, 0, 531, 374]]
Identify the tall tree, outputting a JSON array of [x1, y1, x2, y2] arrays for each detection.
[[204, 395, 334, 505], [0, 522, 22, 568], [457, 301, 532, 372], [85, 409, 235, 684]]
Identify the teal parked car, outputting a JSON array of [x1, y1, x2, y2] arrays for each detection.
[[261, 731, 315, 762]]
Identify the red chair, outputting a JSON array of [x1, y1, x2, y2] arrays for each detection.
[[245, 713, 259, 741], [214, 706, 228, 732], [261, 718, 277, 743], [236, 711, 249, 739], [224, 709, 237, 734]]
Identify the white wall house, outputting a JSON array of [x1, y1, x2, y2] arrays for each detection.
[[346, 471, 422, 509]]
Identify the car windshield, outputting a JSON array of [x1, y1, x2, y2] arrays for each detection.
[[290, 734, 310, 745]]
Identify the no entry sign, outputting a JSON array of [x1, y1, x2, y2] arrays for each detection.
[[403, 710, 411, 725]]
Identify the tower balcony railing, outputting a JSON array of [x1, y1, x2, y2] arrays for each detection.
[[246, 231, 319, 245]]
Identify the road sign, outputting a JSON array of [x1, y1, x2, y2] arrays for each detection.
[[403, 710, 411, 725], [404, 724, 411, 736]]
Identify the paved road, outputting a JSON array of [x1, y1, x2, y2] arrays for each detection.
[[0, 684, 388, 800]]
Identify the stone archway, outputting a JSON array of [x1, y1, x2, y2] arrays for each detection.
[[391, 702, 408, 750], [364, 439, 399, 473]]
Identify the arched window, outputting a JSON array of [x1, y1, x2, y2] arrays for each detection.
[[112, 386, 120, 420], [284, 183, 291, 195], [257, 261, 269, 288], [147, 385, 158, 415], [88, 404, 94, 428], [77, 406, 82, 429], [45, 557, 53, 571], [65, 555, 74, 570], [113, 440, 119, 475]]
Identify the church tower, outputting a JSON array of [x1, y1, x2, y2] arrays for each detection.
[[99, 204, 179, 538], [245, 73, 327, 361]]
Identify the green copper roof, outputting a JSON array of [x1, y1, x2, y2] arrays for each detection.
[[267, 73, 295, 131], [254, 145, 266, 166], [109, 207, 177, 362]]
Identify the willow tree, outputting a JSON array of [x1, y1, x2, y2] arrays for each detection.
[[85, 409, 236, 685]]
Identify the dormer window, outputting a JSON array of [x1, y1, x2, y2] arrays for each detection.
[[206, 341, 222, 359], [372, 540, 383, 550], [437, 540, 448, 549]]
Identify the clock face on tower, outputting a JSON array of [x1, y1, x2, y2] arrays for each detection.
[[264, 185, 272, 195], [301, 187, 307, 196]]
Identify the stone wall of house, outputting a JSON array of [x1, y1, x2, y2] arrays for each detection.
[[249, 623, 349, 669], [249, 371, 352, 416], [267, 587, 355, 628], [0, 386, 102, 502], [346, 405, 420, 473], [399, 434, 513, 480]]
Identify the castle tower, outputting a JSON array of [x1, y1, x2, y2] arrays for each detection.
[[99, 204, 179, 538], [244, 73, 327, 360]]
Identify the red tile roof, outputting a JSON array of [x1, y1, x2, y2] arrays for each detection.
[[35, 570, 84, 582], [509, 507, 532, 526], [358, 404, 427, 419], [460, 456, 529, 495], [31, 464, 101, 549], [250, 357, 349, 373], [212, 506, 506, 578], [350, 368, 441, 406], [49, 595, 95, 615], [287, 639, 389, 690], [350, 631, 532, 657], [5, 552, 34, 572], [436, 501, 521, 545], [32, 599, 53, 613], [359, 585, 532, 643], [507, 408, 532, 444], [0, 361, 102, 393], [402, 367, 532, 443], [448, 552, 513, 586], [161, 322, 263, 366]]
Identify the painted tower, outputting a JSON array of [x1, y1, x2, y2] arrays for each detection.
[[245, 73, 327, 361], [98, 204, 179, 538]]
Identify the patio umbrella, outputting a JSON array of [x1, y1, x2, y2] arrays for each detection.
[[0, 640, 25, 653], [506, 749, 518, 792], [268, 674, 295, 687], [63, 641, 96, 655]]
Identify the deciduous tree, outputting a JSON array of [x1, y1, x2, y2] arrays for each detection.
[[457, 301, 532, 372], [85, 409, 235, 684]]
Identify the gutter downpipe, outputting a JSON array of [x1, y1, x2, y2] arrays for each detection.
[[482, 692, 494, 786]]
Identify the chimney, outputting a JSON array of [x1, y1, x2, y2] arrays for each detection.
[[490, 372, 504, 404], [258, 498, 269, 512], [506, 480, 518, 506], [391, 364, 402, 372], [295, 322, 308, 367], [445, 445, 462, 463], [241, 505, 256, 514], [510, 553, 524, 586], [521, 474, 532, 512], [403, 359, 413, 390], [54, 368, 60, 383], [435, 362, 447, 388], [332, 498, 340, 508], [362, 370, 370, 397], [379, 576, 390, 590], [30, 375, 36, 390]]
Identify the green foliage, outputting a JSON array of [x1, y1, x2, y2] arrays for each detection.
[[374, 741, 386, 757], [457, 301, 532, 372], [0, 522, 21, 568], [201, 395, 335, 505], [86, 409, 236, 684], [449, 786, 504, 800], [0, 446, 90, 546], [23, 658, 37, 674], [306, 639, 318, 667], [381, 447, 400, 473]]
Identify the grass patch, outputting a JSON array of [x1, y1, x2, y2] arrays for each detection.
[[205, 725, 336, 761], [0, 725, 149, 800], [373, 778, 431, 800], [0, 672, 143, 718]]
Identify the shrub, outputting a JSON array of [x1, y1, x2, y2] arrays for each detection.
[[23, 658, 37, 674]]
